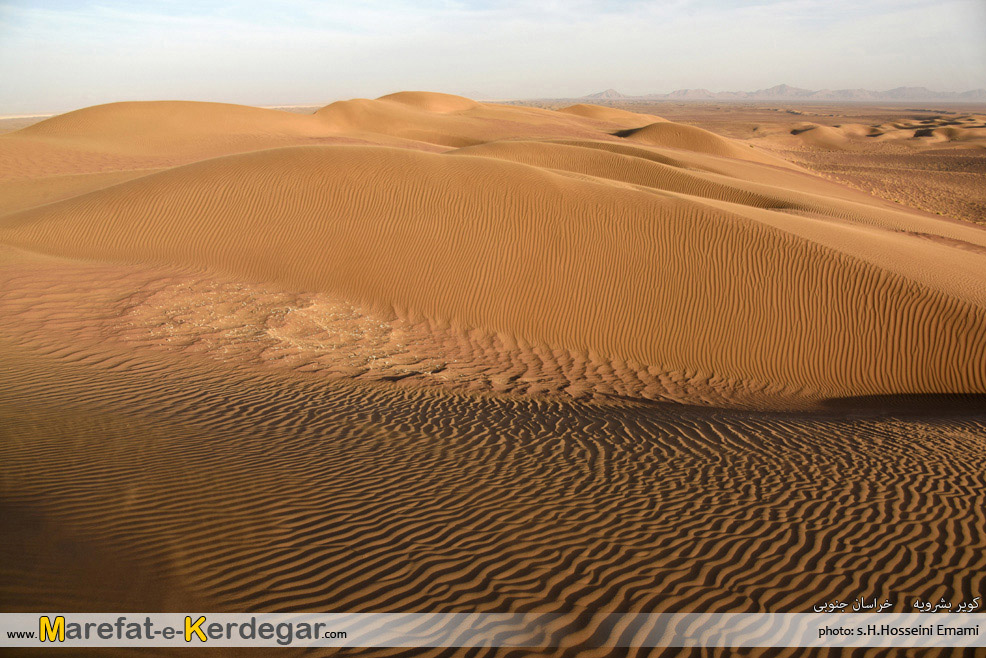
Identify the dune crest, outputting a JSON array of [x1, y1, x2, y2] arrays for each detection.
[[2, 95, 803, 181], [557, 103, 667, 125], [376, 91, 481, 113], [18, 100, 322, 144], [776, 114, 986, 150], [617, 121, 795, 167], [3, 136, 986, 407], [3, 94, 986, 408]]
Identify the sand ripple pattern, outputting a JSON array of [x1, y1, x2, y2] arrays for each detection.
[[3, 143, 986, 407], [1, 333, 985, 657], [3, 95, 986, 658]]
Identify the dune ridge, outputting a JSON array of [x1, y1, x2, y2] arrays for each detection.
[[783, 114, 986, 150], [3, 132, 986, 407], [0, 94, 654, 181], [615, 121, 796, 167], [557, 103, 667, 125], [3, 94, 986, 409]]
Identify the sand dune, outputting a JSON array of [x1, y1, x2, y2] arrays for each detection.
[[3, 93, 986, 655], [616, 121, 796, 167], [3, 116, 986, 406], [788, 124, 852, 150], [17, 100, 326, 146], [557, 103, 667, 125], [780, 114, 986, 150], [709, 108, 986, 226], [312, 95, 629, 148], [0, 100, 437, 181], [377, 90, 482, 112], [1, 95, 660, 181]]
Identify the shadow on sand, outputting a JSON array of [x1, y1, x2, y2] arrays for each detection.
[[820, 393, 986, 418]]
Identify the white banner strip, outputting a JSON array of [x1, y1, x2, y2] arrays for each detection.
[[0, 613, 983, 648]]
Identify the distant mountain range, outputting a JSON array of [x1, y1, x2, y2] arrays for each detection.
[[582, 84, 986, 102]]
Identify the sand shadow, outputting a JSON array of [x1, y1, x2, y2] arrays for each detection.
[[0, 502, 194, 613], [820, 393, 986, 418]]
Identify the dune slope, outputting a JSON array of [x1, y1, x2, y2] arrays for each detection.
[[3, 137, 985, 406], [617, 121, 796, 168]]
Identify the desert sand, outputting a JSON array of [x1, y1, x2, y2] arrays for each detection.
[[1, 92, 985, 656]]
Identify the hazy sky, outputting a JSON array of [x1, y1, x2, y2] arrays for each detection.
[[1, 0, 984, 114]]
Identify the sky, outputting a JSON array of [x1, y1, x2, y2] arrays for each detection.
[[0, 0, 984, 114]]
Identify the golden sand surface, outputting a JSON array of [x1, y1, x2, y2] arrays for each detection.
[[519, 100, 986, 226], [1, 93, 985, 657]]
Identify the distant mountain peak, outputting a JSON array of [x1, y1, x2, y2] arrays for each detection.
[[667, 88, 715, 99], [574, 85, 986, 102], [754, 83, 814, 97], [584, 89, 625, 99]]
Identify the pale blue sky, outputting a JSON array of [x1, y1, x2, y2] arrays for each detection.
[[1, 0, 984, 114]]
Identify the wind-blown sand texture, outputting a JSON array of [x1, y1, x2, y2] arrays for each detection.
[[2, 93, 985, 657], [523, 100, 986, 226]]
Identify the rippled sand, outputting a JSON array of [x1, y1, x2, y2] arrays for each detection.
[[1, 93, 985, 657]]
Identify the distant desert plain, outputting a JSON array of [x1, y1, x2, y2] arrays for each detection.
[[1, 92, 985, 655]]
